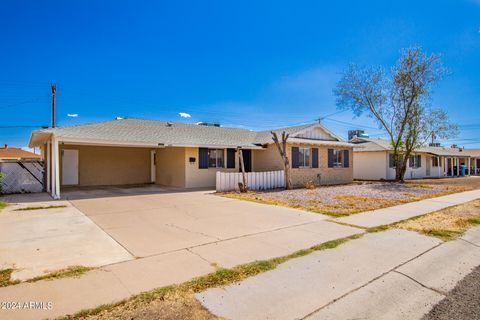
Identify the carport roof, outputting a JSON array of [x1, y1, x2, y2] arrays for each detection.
[[29, 118, 348, 149]]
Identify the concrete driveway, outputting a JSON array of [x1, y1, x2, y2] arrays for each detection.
[[0, 193, 133, 280], [66, 186, 339, 258]]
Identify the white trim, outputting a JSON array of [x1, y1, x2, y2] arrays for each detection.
[[55, 137, 265, 150], [46, 141, 51, 193], [52, 136, 61, 199]]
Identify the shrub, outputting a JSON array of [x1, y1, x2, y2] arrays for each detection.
[[303, 180, 316, 189]]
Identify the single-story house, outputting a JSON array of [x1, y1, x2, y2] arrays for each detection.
[[28, 118, 354, 199], [466, 149, 480, 176], [351, 138, 476, 180], [0, 144, 42, 160]]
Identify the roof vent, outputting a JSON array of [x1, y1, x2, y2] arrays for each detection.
[[196, 122, 221, 127]]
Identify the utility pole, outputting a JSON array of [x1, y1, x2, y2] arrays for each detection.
[[51, 83, 56, 128]]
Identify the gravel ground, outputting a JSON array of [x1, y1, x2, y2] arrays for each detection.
[[423, 264, 480, 320], [260, 181, 454, 205], [225, 181, 463, 216]]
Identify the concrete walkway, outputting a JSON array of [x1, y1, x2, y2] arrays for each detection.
[[0, 205, 362, 320], [197, 227, 480, 320], [335, 189, 480, 228]]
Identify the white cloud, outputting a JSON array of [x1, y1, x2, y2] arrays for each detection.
[[67, 113, 79, 117], [179, 112, 191, 118]]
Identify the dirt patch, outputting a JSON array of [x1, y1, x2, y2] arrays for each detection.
[[395, 199, 480, 240], [222, 181, 463, 217]]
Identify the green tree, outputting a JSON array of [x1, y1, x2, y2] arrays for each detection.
[[334, 47, 458, 181]]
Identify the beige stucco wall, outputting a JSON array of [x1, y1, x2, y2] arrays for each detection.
[[253, 143, 353, 187], [155, 147, 186, 187], [354, 151, 446, 180], [60, 145, 151, 187], [184, 147, 240, 188], [353, 151, 388, 180]]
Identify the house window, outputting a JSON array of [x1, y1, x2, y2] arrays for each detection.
[[389, 154, 406, 169], [409, 155, 421, 168], [332, 149, 344, 168], [208, 149, 224, 168], [298, 147, 311, 168], [432, 156, 440, 167]]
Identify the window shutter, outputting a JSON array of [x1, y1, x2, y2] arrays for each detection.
[[312, 148, 319, 168], [328, 149, 334, 168], [389, 154, 395, 168], [226, 149, 236, 169], [291, 147, 299, 168], [417, 155, 422, 168], [343, 150, 350, 168], [409, 156, 414, 168], [199, 148, 208, 169]]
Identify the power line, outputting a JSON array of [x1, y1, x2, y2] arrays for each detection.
[[0, 125, 48, 129]]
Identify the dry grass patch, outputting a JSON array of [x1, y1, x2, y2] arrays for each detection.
[[0, 268, 20, 287], [14, 205, 67, 211], [58, 234, 363, 320], [395, 199, 480, 240], [27, 265, 94, 283]]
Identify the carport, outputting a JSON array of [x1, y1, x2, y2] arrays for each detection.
[[30, 132, 163, 199]]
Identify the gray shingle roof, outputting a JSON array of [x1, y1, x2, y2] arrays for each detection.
[[352, 138, 472, 157], [30, 119, 344, 148]]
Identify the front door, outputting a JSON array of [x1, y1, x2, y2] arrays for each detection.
[[150, 150, 156, 183], [241, 149, 252, 172], [62, 149, 79, 185], [426, 156, 431, 176]]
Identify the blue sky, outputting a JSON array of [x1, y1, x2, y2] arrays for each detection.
[[1, 0, 479, 149]]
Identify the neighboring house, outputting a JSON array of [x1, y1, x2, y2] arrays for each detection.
[[0, 144, 42, 160], [351, 138, 474, 180], [28, 118, 354, 198], [467, 149, 480, 176]]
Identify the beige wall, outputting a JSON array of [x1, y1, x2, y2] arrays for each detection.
[[184, 147, 240, 188], [155, 147, 186, 187], [253, 143, 353, 187], [353, 151, 388, 180], [60, 145, 151, 187]]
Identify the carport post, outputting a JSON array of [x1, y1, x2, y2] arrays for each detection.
[[468, 158, 471, 176], [46, 141, 51, 193], [51, 136, 61, 199]]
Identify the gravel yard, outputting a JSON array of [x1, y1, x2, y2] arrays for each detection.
[[223, 181, 464, 217]]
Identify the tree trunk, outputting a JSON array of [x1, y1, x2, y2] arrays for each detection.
[[271, 131, 293, 190], [238, 149, 248, 192]]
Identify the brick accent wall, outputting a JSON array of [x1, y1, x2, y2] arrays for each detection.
[[253, 143, 353, 187]]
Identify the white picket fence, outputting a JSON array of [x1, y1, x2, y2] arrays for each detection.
[[216, 170, 285, 192]]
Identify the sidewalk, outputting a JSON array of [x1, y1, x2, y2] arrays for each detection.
[[197, 227, 480, 320]]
